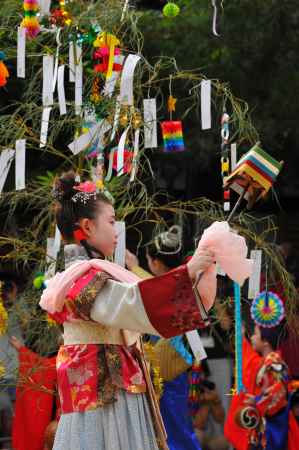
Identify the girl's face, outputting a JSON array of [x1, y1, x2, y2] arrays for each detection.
[[251, 325, 264, 353], [80, 203, 117, 257]]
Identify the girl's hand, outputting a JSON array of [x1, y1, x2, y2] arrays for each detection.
[[125, 249, 139, 271], [187, 248, 215, 280]]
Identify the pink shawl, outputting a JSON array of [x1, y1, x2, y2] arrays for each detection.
[[39, 221, 253, 315], [40, 259, 140, 314]]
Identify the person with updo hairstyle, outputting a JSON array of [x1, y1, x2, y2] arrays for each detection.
[[126, 226, 203, 450], [39, 171, 216, 450]]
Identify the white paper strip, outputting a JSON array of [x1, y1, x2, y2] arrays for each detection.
[[40, 106, 52, 148], [114, 221, 126, 267], [69, 41, 76, 82], [201, 80, 211, 130], [103, 55, 125, 97], [117, 126, 130, 176], [143, 99, 157, 148], [17, 27, 26, 79], [130, 128, 140, 182], [15, 139, 26, 191], [68, 120, 111, 155], [110, 101, 121, 142], [97, 120, 112, 148], [53, 225, 61, 255], [42, 55, 54, 106], [119, 54, 141, 105], [248, 250, 262, 299], [45, 238, 57, 278], [57, 65, 67, 116], [68, 123, 98, 155], [231, 143, 237, 171], [52, 28, 62, 93], [185, 330, 207, 361], [105, 147, 116, 181], [38, 0, 51, 16], [0, 149, 15, 193], [75, 45, 83, 116]]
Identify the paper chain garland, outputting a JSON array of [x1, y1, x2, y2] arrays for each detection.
[[251, 290, 285, 328]]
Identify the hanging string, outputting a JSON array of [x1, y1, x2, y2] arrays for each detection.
[[121, 0, 130, 22], [234, 282, 245, 394]]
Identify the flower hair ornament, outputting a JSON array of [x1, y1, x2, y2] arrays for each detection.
[[71, 181, 97, 204], [154, 225, 182, 255]]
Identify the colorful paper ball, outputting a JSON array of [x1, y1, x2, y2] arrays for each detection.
[[163, 2, 180, 18], [251, 291, 285, 328], [33, 274, 45, 290]]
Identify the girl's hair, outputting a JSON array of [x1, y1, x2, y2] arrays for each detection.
[[146, 225, 183, 269], [259, 321, 288, 351], [53, 171, 111, 254]]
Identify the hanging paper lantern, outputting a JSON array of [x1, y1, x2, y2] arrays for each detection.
[[224, 144, 283, 206], [163, 2, 180, 18], [161, 121, 185, 152], [251, 291, 285, 328], [0, 52, 9, 88], [21, 0, 40, 39]]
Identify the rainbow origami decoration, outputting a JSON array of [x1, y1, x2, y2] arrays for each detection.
[[21, 0, 40, 39], [161, 121, 185, 152], [251, 291, 285, 328], [224, 144, 283, 205]]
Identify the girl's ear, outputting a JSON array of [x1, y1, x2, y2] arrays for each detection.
[[78, 218, 93, 238]]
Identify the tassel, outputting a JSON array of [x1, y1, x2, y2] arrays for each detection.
[[188, 360, 204, 419], [21, 0, 40, 39], [0, 52, 9, 87]]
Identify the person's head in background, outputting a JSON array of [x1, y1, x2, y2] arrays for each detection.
[[250, 321, 288, 357], [0, 274, 18, 308], [146, 225, 183, 276]]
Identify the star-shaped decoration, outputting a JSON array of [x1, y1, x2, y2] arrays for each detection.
[[168, 95, 177, 113]]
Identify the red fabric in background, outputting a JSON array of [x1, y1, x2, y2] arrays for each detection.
[[288, 411, 299, 450], [224, 338, 262, 450], [12, 347, 57, 450]]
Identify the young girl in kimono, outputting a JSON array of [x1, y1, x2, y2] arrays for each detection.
[[225, 321, 299, 450], [39, 172, 215, 450]]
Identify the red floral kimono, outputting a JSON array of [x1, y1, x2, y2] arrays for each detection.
[[47, 262, 208, 448]]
